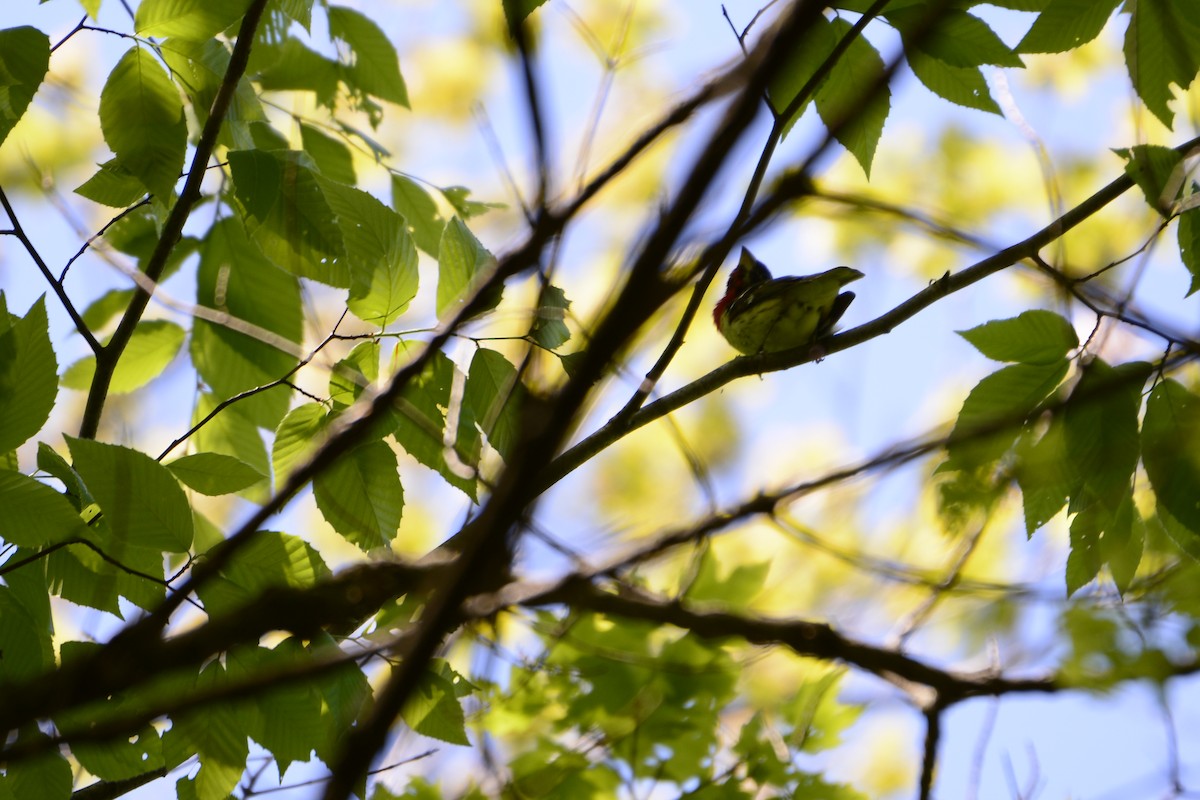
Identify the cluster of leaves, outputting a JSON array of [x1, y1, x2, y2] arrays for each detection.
[[0, 0, 1198, 799], [767, 0, 1199, 176]]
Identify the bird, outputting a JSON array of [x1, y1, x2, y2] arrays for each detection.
[[713, 247, 863, 354]]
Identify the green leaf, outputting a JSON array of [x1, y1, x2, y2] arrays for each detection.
[[1143, 379, 1200, 535], [198, 531, 329, 617], [7, 729, 70, 800], [0, 297, 57, 453], [167, 452, 266, 495], [1180, 207, 1200, 296], [66, 437, 194, 552], [192, 217, 302, 429], [1013, 416, 1073, 536], [71, 723, 164, 782], [191, 392, 271, 495], [1063, 359, 1150, 514], [159, 37, 264, 145], [135, 0, 250, 40], [890, 8, 1024, 68], [98, 46, 187, 199], [436, 217, 500, 321], [440, 186, 501, 219], [74, 158, 149, 207], [531, 284, 572, 350], [389, 342, 477, 498], [945, 360, 1068, 469], [1123, 0, 1200, 128], [1066, 501, 1103, 595], [300, 123, 356, 184], [400, 660, 471, 745], [62, 319, 185, 394], [321, 181, 419, 326], [0, 586, 52, 683], [231, 641, 325, 773], [767, 17, 833, 131], [328, 5, 409, 107], [330, 340, 380, 409], [227, 149, 348, 285], [0, 26, 50, 150], [958, 310, 1078, 364], [272, 403, 330, 492], [1114, 144, 1184, 215], [683, 542, 769, 607], [458, 348, 525, 463], [1103, 490, 1143, 595], [0, 470, 87, 546], [392, 174, 446, 257], [815, 18, 890, 177], [252, 38, 340, 107], [907, 51, 1001, 114], [503, 0, 549, 28], [1016, 0, 1121, 53], [313, 439, 403, 551], [80, 289, 135, 331]]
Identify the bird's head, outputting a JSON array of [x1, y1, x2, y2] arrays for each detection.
[[714, 247, 773, 330]]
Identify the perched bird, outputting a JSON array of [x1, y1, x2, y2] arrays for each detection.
[[713, 247, 863, 354]]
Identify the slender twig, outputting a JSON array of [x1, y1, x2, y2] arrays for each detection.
[[0, 186, 101, 353]]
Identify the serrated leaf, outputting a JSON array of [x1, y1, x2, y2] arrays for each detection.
[[946, 360, 1068, 470], [321, 181, 418, 326], [272, 403, 329, 492], [135, 0, 249, 40], [400, 661, 470, 745], [227, 149, 348, 285], [313, 439, 402, 550], [1114, 144, 1184, 215], [891, 8, 1024, 67], [1013, 416, 1073, 536], [1180, 207, 1200, 296], [330, 340, 380, 409], [74, 158, 149, 207], [440, 186, 501, 219], [98, 47, 187, 199], [300, 122, 355, 184], [167, 452, 266, 495], [192, 217, 301, 429], [252, 38, 340, 107], [1066, 502, 1103, 596], [1103, 491, 1143, 596], [815, 18, 890, 177], [767, 16, 834, 131], [0, 26, 50, 150], [458, 347, 525, 463], [1143, 379, 1200, 535], [392, 174, 445, 256], [191, 392, 271, 496], [1016, 0, 1121, 53], [1063, 359, 1150, 514], [0, 297, 57, 453], [389, 341, 477, 498], [907, 51, 1001, 114], [6, 729, 70, 800], [958, 310, 1078, 364], [0, 470, 87, 547], [62, 320, 185, 394], [328, 5, 409, 108], [71, 723, 163, 783], [1123, 0, 1200, 128], [436, 217, 500, 321], [531, 284, 571, 350], [198, 531, 329, 617], [66, 437, 194, 552]]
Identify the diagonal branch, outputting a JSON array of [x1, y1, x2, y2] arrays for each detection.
[[78, 0, 272, 439]]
